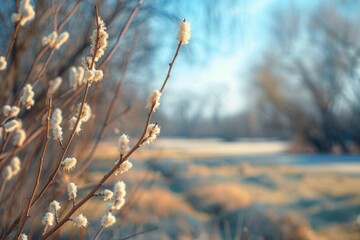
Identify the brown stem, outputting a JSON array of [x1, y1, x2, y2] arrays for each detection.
[[99, 0, 143, 68], [6, 23, 21, 59], [11, 46, 50, 105], [16, 97, 53, 239], [74, 32, 138, 178], [32, 48, 57, 86], [42, 39, 183, 239], [0, 180, 7, 203], [160, 42, 182, 93], [30, 83, 90, 208], [11, 0, 80, 106], [29, 5, 101, 209], [118, 227, 158, 240], [0, 127, 44, 161], [92, 226, 104, 240], [2, 138, 42, 205]]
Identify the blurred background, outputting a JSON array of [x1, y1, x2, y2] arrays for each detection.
[[2, 0, 360, 239]]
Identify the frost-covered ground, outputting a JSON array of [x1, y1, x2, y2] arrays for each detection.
[[84, 139, 360, 239]]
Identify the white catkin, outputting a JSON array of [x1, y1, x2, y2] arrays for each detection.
[[49, 77, 62, 95], [2, 166, 13, 181], [3, 105, 20, 117], [4, 119, 19, 133], [52, 125, 63, 142], [146, 90, 161, 111], [73, 214, 88, 228], [114, 160, 133, 176], [69, 116, 82, 134], [49, 200, 61, 213], [69, 103, 91, 134], [101, 212, 116, 228], [114, 181, 126, 199], [113, 197, 125, 210], [13, 0, 35, 26], [19, 233, 28, 240], [61, 157, 77, 172], [90, 17, 108, 62], [55, 32, 69, 49], [2, 105, 11, 116], [67, 182, 77, 200], [20, 84, 35, 110], [77, 103, 91, 122], [11, 156, 21, 175], [143, 124, 161, 144], [41, 212, 54, 226], [69, 66, 84, 89], [0, 56, 7, 71], [118, 134, 130, 155], [42, 31, 58, 47], [101, 189, 114, 201], [51, 108, 63, 127], [13, 128, 26, 147], [93, 69, 103, 82], [177, 19, 191, 44]]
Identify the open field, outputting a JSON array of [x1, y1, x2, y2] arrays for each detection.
[[84, 138, 360, 239]]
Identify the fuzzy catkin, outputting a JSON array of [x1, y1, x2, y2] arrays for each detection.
[[177, 19, 191, 44], [12, 0, 35, 26], [41, 212, 54, 226], [114, 181, 126, 199], [101, 189, 114, 201], [4, 119, 19, 133], [113, 197, 125, 210], [52, 125, 63, 142], [114, 160, 133, 176], [101, 212, 116, 228], [61, 157, 77, 172], [0, 56, 7, 71], [2, 166, 13, 181], [90, 17, 108, 61], [13, 128, 26, 147], [69, 66, 84, 89], [67, 182, 77, 200], [77, 103, 91, 122], [49, 77, 62, 95], [144, 124, 161, 144], [73, 214, 88, 228], [69, 116, 81, 134], [69, 103, 91, 134], [11, 157, 21, 175], [49, 200, 61, 213], [20, 84, 35, 110], [2, 105, 20, 117], [51, 108, 63, 127], [42, 31, 58, 47], [55, 32, 69, 49], [19, 233, 28, 240], [146, 90, 161, 111], [118, 134, 130, 155]]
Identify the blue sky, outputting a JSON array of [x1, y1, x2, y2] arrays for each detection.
[[151, 0, 324, 116]]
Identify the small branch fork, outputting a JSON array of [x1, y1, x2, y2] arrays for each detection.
[[42, 34, 183, 240]]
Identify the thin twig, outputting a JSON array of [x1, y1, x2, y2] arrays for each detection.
[[42, 37, 183, 240], [92, 226, 104, 240], [6, 23, 21, 59], [118, 227, 158, 240], [16, 97, 53, 239], [74, 31, 138, 178], [100, 0, 143, 68], [29, 5, 101, 209]]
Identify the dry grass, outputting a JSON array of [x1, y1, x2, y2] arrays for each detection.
[[187, 182, 251, 213], [127, 187, 198, 219]]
